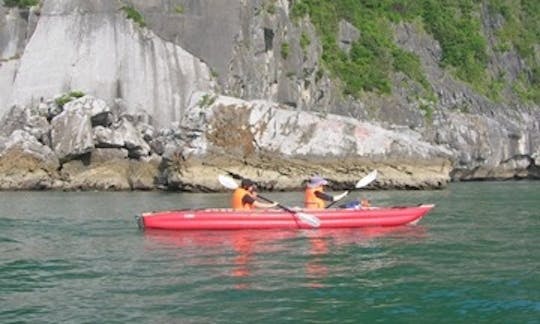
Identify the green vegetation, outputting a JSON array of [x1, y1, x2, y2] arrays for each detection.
[[488, 0, 538, 61], [265, 1, 276, 15], [300, 32, 311, 51], [420, 1, 487, 85], [121, 5, 146, 28], [174, 5, 184, 14], [3, 0, 39, 8], [280, 42, 290, 59], [488, 0, 539, 103], [291, 0, 539, 104], [419, 100, 434, 122], [198, 94, 217, 108], [291, 0, 433, 96], [392, 48, 430, 90], [55, 91, 85, 108], [513, 70, 540, 103]]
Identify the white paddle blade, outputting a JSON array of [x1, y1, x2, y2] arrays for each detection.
[[218, 175, 239, 190], [333, 191, 349, 202], [296, 212, 321, 228], [355, 170, 378, 189]]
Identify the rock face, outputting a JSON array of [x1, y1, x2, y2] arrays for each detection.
[[0, 0, 538, 191], [169, 92, 452, 191], [0, 93, 451, 191], [0, 95, 162, 190], [182, 93, 452, 160], [51, 101, 95, 162], [2, 0, 214, 129]]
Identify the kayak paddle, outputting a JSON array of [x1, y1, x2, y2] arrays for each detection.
[[326, 170, 378, 208], [218, 175, 321, 228]]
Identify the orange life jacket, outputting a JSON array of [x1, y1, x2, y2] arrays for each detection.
[[304, 186, 326, 209], [232, 187, 254, 210]]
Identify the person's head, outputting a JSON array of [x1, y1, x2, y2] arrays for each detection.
[[307, 176, 328, 188], [361, 198, 370, 207], [241, 179, 256, 191]]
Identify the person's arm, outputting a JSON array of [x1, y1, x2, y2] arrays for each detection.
[[314, 190, 333, 202], [242, 194, 256, 206], [315, 190, 348, 202], [253, 200, 278, 209], [243, 194, 277, 209]]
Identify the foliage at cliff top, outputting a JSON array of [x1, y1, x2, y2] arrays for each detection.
[[121, 5, 146, 28], [488, 0, 539, 103], [292, 0, 539, 104], [55, 90, 85, 108], [3, 0, 39, 8]]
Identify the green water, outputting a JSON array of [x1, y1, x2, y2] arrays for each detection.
[[0, 182, 538, 323]]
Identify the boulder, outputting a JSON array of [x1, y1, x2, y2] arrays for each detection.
[[2, 129, 59, 170], [94, 118, 151, 158], [0, 130, 61, 190], [0, 105, 51, 144], [50, 101, 94, 162]]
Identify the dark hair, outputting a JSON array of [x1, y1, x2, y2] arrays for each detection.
[[241, 179, 255, 189]]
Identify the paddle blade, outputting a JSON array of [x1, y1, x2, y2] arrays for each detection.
[[218, 175, 239, 190], [296, 212, 321, 228], [355, 170, 377, 189]]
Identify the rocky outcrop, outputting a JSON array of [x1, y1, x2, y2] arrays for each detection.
[[161, 92, 453, 191], [0, 95, 162, 190], [0, 94, 452, 191]]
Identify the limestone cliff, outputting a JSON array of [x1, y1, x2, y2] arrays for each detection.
[[1, 0, 214, 128]]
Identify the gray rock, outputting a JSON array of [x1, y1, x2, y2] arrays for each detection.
[[93, 126, 124, 148], [90, 148, 129, 164], [50, 100, 94, 162], [93, 118, 151, 158], [338, 20, 360, 53], [2, 129, 59, 169], [114, 118, 151, 158], [0, 105, 51, 144]]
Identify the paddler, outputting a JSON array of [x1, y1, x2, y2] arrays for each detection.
[[232, 179, 278, 210], [304, 176, 348, 209]]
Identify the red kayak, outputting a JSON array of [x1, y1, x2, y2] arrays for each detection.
[[138, 204, 434, 230]]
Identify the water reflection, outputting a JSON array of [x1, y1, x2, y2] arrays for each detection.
[[142, 226, 427, 289]]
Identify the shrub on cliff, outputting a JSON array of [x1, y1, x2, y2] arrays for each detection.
[[55, 91, 85, 108], [3, 0, 39, 8], [121, 5, 146, 28]]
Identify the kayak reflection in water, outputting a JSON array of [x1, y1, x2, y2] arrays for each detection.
[[304, 176, 349, 209], [231, 179, 278, 210]]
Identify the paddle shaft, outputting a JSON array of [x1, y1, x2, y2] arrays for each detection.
[[256, 194, 296, 214], [325, 198, 339, 209]]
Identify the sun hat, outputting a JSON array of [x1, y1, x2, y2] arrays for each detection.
[[307, 176, 328, 188]]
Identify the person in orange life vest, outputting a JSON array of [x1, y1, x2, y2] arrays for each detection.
[[304, 176, 349, 209], [232, 179, 278, 210]]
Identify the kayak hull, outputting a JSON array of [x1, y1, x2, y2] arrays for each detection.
[[138, 204, 434, 230]]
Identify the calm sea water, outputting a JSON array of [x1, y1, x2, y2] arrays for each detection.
[[0, 182, 538, 323]]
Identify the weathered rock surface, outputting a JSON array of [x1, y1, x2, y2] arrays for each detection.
[[0, 94, 452, 191], [164, 92, 453, 191], [1, 0, 215, 129], [50, 102, 94, 162]]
